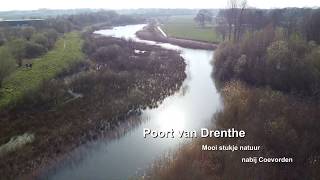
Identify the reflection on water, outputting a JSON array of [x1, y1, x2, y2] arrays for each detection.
[[45, 24, 221, 180]]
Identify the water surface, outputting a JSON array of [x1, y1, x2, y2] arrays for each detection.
[[45, 24, 221, 180]]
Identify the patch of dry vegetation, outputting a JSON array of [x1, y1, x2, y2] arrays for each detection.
[[145, 81, 320, 179], [0, 34, 186, 179]]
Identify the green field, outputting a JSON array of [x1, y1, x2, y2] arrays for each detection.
[[0, 32, 84, 108], [161, 15, 221, 43]]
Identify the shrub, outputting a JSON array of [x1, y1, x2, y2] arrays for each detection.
[[25, 42, 47, 59], [0, 33, 5, 46], [7, 38, 27, 66], [16, 79, 67, 110], [32, 34, 49, 50], [213, 41, 240, 83], [265, 40, 316, 93], [0, 48, 15, 87], [44, 29, 59, 49], [92, 45, 122, 63], [21, 27, 35, 41]]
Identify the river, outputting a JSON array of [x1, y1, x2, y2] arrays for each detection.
[[43, 24, 221, 180]]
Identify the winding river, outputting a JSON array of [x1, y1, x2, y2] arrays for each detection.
[[44, 24, 221, 180]]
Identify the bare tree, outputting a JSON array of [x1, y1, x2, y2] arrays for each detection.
[[224, 0, 238, 40], [237, 0, 247, 41], [229, 0, 239, 41], [216, 21, 228, 41], [223, 0, 247, 41], [194, 9, 213, 28]]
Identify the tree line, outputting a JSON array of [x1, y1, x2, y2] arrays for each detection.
[[213, 0, 320, 97], [215, 1, 320, 44], [209, 1, 320, 179]]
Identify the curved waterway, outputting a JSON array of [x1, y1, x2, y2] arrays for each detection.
[[44, 24, 221, 180]]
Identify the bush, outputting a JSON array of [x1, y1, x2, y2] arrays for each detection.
[[25, 42, 47, 59], [0, 33, 5, 46], [32, 34, 49, 50], [44, 29, 59, 49], [7, 38, 27, 66], [265, 40, 316, 93], [92, 45, 122, 63], [0, 48, 15, 87], [213, 41, 240, 84], [16, 79, 67, 110], [21, 27, 35, 41]]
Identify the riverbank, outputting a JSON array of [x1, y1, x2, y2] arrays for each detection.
[[144, 24, 320, 179], [136, 25, 217, 50], [0, 29, 186, 179], [145, 81, 320, 179], [0, 32, 84, 109]]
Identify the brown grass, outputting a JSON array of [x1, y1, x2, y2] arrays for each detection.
[[145, 81, 320, 180], [0, 35, 186, 180]]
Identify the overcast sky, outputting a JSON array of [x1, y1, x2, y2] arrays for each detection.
[[0, 0, 319, 11]]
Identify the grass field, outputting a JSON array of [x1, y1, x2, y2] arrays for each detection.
[[0, 32, 84, 108], [161, 15, 221, 43]]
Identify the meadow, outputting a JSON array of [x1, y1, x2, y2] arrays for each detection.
[[161, 15, 221, 43], [0, 32, 84, 108]]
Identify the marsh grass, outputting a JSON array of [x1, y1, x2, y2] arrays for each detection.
[[145, 81, 320, 179], [0, 35, 186, 179]]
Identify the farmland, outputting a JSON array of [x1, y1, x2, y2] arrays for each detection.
[[161, 15, 221, 43]]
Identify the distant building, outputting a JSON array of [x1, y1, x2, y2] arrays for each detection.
[[0, 19, 45, 26]]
